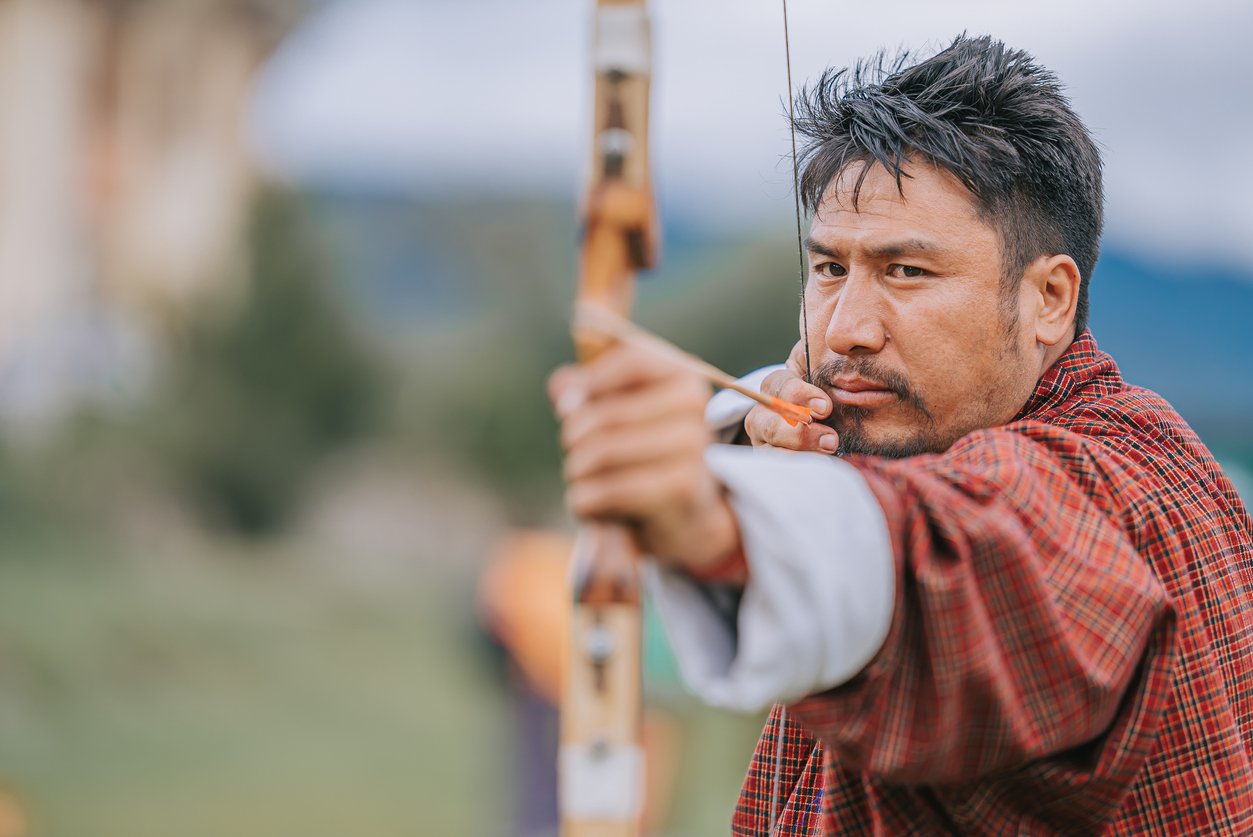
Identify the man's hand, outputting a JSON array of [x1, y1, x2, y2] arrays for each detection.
[[745, 340, 839, 453], [548, 341, 742, 578]]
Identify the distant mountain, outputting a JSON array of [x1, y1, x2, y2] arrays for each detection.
[[1087, 250, 1253, 449], [308, 191, 1252, 464]]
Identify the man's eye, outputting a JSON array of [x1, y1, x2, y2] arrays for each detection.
[[817, 262, 847, 278], [893, 265, 925, 278]]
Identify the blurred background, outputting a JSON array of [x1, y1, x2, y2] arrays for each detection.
[[0, 0, 1248, 835]]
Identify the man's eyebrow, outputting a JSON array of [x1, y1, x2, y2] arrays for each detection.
[[803, 236, 942, 260], [804, 236, 841, 258]]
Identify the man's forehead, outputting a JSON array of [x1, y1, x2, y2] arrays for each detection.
[[810, 161, 989, 249], [817, 161, 981, 218]]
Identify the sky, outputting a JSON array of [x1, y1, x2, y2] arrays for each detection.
[[250, 0, 1253, 266]]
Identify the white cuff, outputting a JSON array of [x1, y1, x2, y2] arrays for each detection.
[[647, 446, 895, 713]]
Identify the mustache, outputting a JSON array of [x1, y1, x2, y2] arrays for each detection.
[[810, 357, 933, 423]]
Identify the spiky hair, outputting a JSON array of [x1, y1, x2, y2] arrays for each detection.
[[793, 35, 1103, 334]]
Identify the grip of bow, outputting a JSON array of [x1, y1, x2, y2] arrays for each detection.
[[559, 2, 657, 835]]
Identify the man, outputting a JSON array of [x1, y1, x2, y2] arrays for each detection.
[[548, 36, 1253, 835]]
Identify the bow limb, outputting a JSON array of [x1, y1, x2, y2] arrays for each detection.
[[559, 1, 656, 835]]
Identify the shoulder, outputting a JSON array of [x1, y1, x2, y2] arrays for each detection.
[[947, 387, 1239, 536]]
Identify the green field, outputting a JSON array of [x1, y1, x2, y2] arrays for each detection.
[[0, 526, 762, 837]]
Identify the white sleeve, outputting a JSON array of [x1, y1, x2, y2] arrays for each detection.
[[646, 445, 896, 714], [704, 364, 786, 441]]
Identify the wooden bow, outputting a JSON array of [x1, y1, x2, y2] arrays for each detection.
[[558, 1, 657, 835]]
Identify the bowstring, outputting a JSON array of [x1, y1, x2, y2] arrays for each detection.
[[763, 10, 806, 832], [782, 0, 811, 385], [773, 7, 804, 827]]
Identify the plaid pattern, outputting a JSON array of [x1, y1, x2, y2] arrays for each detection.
[[732, 330, 1253, 836]]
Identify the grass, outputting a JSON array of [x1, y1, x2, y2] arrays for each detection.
[[0, 527, 763, 837]]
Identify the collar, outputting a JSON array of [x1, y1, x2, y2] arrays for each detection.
[[1013, 329, 1122, 423]]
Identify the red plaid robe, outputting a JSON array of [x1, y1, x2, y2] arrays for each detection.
[[733, 330, 1253, 836]]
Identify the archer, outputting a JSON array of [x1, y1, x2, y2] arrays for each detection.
[[549, 35, 1253, 836]]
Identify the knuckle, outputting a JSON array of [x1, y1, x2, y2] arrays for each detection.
[[571, 480, 611, 518], [546, 364, 572, 399], [559, 421, 578, 452], [563, 404, 605, 449], [746, 405, 806, 450], [759, 370, 789, 397], [580, 446, 610, 478], [684, 425, 710, 451], [566, 438, 611, 481], [566, 487, 590, 517], [665, 376, 708, 413], [672, 469, 702, 507], [683, 374, 711, 402], [560, 420, 589, 455], [617, 343, 662, 381], [744, 407, 768, 440], [779, 377, 811, 402]]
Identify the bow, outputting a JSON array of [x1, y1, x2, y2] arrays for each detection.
[[559, 2, 811, 833], [558, 0, 656, 834]]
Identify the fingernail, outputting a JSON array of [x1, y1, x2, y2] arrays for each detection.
[[555, 385, 586, 417], [818, 433, 838, 453], [809, 398, 830, 417]]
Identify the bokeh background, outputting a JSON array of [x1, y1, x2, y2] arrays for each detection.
[[0, 0, 1248, 835]]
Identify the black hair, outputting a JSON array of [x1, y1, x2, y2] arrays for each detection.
[[793, 35, 1103, 335]]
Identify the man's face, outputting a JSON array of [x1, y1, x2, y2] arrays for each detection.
[[804, 161, 1041, 457]]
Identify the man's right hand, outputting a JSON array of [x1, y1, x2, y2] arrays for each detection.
[[745, 340, 840, 454]]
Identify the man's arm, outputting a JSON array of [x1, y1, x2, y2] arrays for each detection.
[[790, 426, 1177, 786], [647, 445, 896, 713], [550, 340, 1176, 790]]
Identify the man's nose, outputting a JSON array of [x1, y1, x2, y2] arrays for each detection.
[[824, 274, 887, 356]]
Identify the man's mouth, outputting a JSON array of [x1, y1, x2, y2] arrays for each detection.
[[827, 377, 898, 408]]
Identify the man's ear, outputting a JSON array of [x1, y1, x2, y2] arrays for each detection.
[[1027, 254, 1081, 346]]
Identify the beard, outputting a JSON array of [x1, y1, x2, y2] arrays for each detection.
[[811, 357, 941, 459], [812, 323, 1025, 459], [811, 298, 1026, 459]]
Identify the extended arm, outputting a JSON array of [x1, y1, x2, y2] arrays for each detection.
[[791, 428, 1177, 784]]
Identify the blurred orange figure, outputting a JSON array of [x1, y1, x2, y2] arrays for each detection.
[[479, 529, 680, 837], [0, 789, 27, 837], [479, 530, 573, 705]]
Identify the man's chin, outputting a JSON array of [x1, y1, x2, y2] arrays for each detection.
[[837, 434, 936, 459], [830, 420, 946, 459], [820, 398, 944, 459]]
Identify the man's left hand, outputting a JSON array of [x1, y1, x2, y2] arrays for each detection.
[[548, 342, 742, 578]]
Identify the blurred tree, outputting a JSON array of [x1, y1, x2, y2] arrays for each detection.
[[321, 199, 805, 524], [156, 188, 388, 535]]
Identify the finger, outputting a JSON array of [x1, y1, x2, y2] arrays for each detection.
[[580, 341, 681, 399], [785, 339, 808, 379], [566, 458, 703, 522], [548, 365, 586, 418], [564, 416, 709, 484], [745, 403, 801, 449], [553, 342, 677, 420], [745, 403, 839, 454], [560, 373, 710, 453], [760, 369, 831, 419]]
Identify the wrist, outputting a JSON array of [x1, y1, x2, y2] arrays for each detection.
[[637, 472, 746, 586], [675, 491, 747, 586], [684, 541, 748, 585]]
